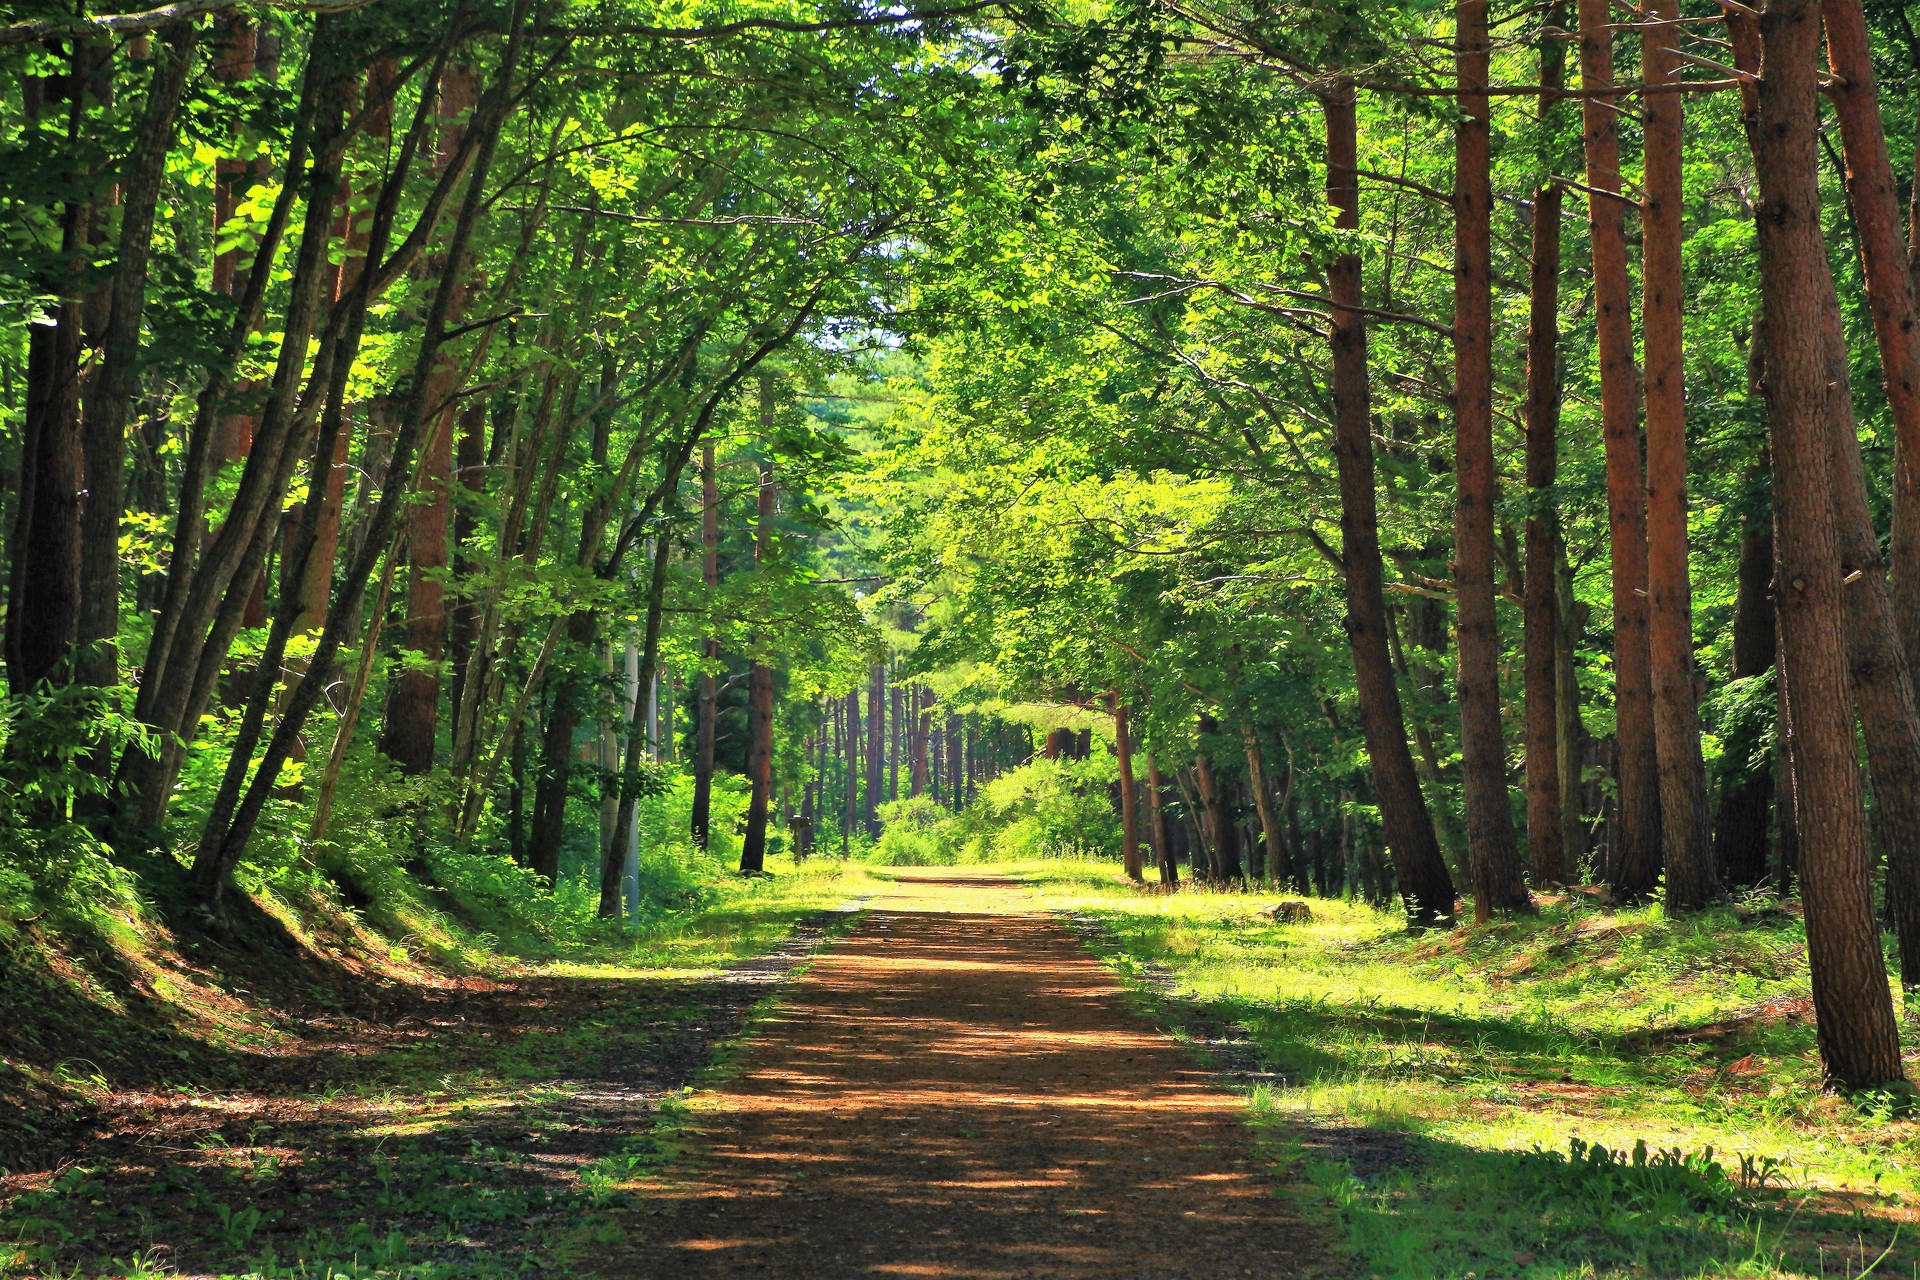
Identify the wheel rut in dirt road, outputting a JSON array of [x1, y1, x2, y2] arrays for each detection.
[[602, 867, 1331, 1279]]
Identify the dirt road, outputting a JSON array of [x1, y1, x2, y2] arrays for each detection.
[[605, 868, 1329, 1278]]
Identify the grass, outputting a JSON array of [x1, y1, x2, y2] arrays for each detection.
[[0, 855, 869, 1280], [1009, 858, 1920, 1280]]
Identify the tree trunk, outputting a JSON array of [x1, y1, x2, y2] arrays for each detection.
[[1641, 0, 1719, 910], [1323, 82, 1459, 926], [1712, 455, 1778, 889], [1823, 0, 1920, 671], [1453, 0, 1530, 920], [77, 26, 201, 692], [741, 454, 777, 875], [1244, 730, 1285, 889], [1111, 693, 1144, 881], [866, 664, 885, 836], [845, 688, 861, 842], [1195, 716, 1241, 881], [1147, 759, 1178, 886], [691, 441, 720, 847], [1522, 179, 1567, 887], [1752, 0, 1904, 1087], [1578, 0, 1662, 901]]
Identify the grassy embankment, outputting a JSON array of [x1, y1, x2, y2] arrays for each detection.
[[1012, 860, 1920, 1280], [1, 850, 864, 1280]]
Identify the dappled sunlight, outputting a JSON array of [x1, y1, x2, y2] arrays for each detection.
[[605, 868, 1322, 1278]]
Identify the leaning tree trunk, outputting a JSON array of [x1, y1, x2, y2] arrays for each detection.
[[1752, 0, 1904, 1088], [1578, 0, 1662, 901], [1642, 0, 1719, 910], [1322, 81, 1459, 926], [1453, 0, 1530, 920]]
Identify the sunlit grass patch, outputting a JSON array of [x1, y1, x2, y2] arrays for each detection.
[[1015, 859, 1920, 1279]]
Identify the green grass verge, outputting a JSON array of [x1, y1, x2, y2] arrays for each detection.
[[1009, 859, 1920, 1280]]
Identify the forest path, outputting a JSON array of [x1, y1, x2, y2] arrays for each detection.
[[600, 867, 1329, 1279]]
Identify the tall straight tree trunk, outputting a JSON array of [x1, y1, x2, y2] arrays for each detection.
[[1753, 0, 1904, 1087], [946, 713, 963, 809], [1196, 716, 1241, 880], [1323, 81, 1459, 925], [691, 441, 720, 847], [911, 687, 930, 795], [1522, 180, 1567, 887], [865, 664, 884, 836], [844, 688, 860, 842], [381, 65, 479, 774], [10, 43, 104, 695], [1713, 454, 1778, 888], [1578, 0, 1662, 901], [1824, 0, 1920, 669], [1453, 0, 1530, 920], [1555, 557, 1589, 871], [1146, 759, 1178, 886], [1110, 692, 1144, 881], [1819, 311, 1920, 989], [741, 453, 777, 875], [1642, 0, 1719, 910], [888, 685, 901, 801]]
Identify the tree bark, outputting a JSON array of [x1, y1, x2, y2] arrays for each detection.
[[1244, 730, 1285, 889], [866, 663, 885, 836], [77, 24, 201, 692], [1578, 0, 1662, 901], [1110, 693, 1144, 881], [1823, 0, 1920, 671], [1144, 759, 1175, 886], [1323, 82, 1459, 926], [1453, 0, 1530, 920], [1712, 455, 1778, 889], [1522, 179, 1566, 887], [1642, 0, 1719, 910], [741, 452, 777, 875], [691, 441, 720, 847], [1752, 0, 1904, 1087]]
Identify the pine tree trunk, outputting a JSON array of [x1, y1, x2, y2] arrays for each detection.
[[866, 664, 884, 836], [1824, 0, 1920, 671], [1753, 0, 1904, 1086], [1578, 0, 1662, 901], [692, 442, 720, 848], [1712, 453, 1778, 889], [1523, 179, 1567, 887], [1642, 0, 1719, 910], [1111, 693, 1144, 881], [741, 455, 777, 874], [1323, 82, 1459, 925], [1453, 0, 1530, 920]]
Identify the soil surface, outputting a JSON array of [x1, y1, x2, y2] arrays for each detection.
[[603, 868, 1332, 1279]]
